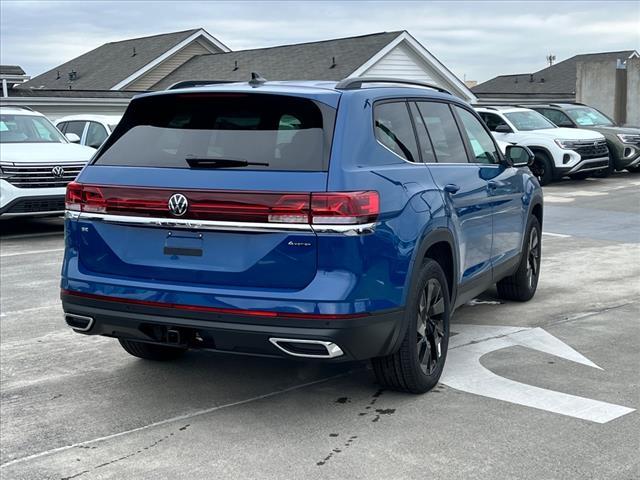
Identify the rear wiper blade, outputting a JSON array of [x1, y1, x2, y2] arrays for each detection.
[[185, 157, 269, 168]]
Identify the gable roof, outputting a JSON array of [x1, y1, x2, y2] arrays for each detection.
[[1, 65, 26, 76], [473, 50, 638, 96], [152, 31, 404, 90], [18, 29, 228, 91]]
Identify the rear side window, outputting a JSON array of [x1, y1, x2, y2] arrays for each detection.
[[94, 93, 335, 171], [374, 102, 419, 163], [454, 107, 500, 164], [415, 102, 467, 163]]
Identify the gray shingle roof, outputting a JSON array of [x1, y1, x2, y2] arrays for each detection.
[[4, 89, 139, 98], [472, 50, 637, 97], [152, 31, 403, 90], [0, 65, 26, 76], [17, 29, 203, 91]]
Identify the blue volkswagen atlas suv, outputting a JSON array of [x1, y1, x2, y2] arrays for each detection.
[[61, 77, 543, 393]]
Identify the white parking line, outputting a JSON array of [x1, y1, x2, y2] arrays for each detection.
[[1, 232, 64, 240], [0, 371, 351, 469], [542, 232, 571, 238], [0, 304, 60, 318], [0, 248, 65, 258]]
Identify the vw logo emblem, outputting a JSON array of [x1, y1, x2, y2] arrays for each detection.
[[168, 193, 188, 217], [51, 166, 65, 178]]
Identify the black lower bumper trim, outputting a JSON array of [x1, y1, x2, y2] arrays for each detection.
[[0, 195, 65, 215], [61, 295, 405, 361]]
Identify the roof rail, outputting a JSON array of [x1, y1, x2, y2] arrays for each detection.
[[548, 102, 586, 108], [0, 104, 33, 111], [166, 80, 236, 90], [335, 77, 452, 95]]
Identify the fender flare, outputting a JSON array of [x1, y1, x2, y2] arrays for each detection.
[[387, 227, 459, 356]]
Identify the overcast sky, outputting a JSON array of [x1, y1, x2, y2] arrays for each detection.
[[1, 1, 638, 83]]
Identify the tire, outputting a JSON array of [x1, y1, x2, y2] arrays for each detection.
[[627, 165, 640, 173], [530, 152, 554, 186], [496, 216, 541, 302], [372, 259, 450, 394], [119, 338, 187, 361]]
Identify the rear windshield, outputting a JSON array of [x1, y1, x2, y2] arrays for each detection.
[[94, 93, 335, 171]]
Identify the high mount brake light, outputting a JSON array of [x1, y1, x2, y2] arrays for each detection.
[[65, 183, 379, 225]]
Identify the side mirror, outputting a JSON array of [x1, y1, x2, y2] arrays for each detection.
[[65, 133, 81, 143], [505, 145, 534, 168], [494, 124, 512, 133]]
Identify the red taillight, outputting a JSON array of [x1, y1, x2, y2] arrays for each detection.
[[66, 183, 378, 225], [65, 181, 84, 211], [311, 191, 379, 225]]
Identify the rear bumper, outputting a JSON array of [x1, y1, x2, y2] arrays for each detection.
[[61, 291, 405, 361]]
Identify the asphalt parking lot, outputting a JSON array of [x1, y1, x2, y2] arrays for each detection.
[[1, 174, 639, 480]]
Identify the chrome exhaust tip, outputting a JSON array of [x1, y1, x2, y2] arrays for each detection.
[[269, 338, 344, 358], [65, 313, 94, 332]]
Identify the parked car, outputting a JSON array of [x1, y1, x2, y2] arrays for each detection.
[[527, 103, 640, 173], [0, 106, 95, 218], [475, 106, 610, 184], [61, 77, 543, 394], [55, 115, 122, 149]]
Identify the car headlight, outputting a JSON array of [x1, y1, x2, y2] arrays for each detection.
[[616, 134, 640, 144], [554, 139, 576, 149]]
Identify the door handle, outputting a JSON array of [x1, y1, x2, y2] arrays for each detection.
[[444, 184, 460, 194]]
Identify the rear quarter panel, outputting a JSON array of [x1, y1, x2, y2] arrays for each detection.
[[324, 90, 449, 310]]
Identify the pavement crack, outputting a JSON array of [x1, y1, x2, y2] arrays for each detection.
[[60, 425, 190, 480]]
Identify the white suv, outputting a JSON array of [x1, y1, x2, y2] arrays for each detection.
[[475, 106, 610, 185], [0, 106, 95, 218], [55, 115, 122, 149]]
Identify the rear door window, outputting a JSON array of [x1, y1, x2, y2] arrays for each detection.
[[86, 122, 108, 148], [373, 101, 419, 163], [454, 106, 500, 164], [94, 93, 335, 171], [65, 121, 87, 138], [539, 108, 572, 127], [409, 102, 437, 163], [478, 112, 510, 132], [415, 102, 468, 163]]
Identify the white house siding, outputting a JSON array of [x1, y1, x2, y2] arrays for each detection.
[[0, 98, 131, 121], [360, 43, 436, 82], [125, 40, 214, 91]]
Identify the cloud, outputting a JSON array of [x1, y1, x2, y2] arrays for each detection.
[[1, 0, 638, 82]]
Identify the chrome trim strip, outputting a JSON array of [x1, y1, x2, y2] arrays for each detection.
[[2, 210, 65, 218], [69, 211, 375, 235], [269, 338, 344, 358]]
